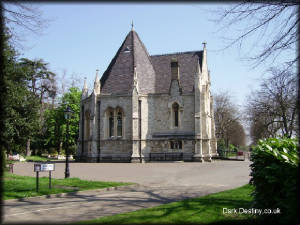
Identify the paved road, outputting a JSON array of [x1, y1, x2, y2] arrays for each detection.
[[3, 160, 251, 224]]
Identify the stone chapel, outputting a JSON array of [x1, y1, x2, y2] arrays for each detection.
[[76, 27, 218, 162]]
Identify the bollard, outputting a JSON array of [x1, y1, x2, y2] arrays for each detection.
[[9, 164, 13, 173]]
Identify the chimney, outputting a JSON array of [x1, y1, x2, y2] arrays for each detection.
[[171, 58, 179, 81]]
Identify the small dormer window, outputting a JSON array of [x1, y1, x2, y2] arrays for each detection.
[[124, 46, 131, 53]]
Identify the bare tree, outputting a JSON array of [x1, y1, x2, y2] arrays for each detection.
[[214, 1, 299, 68], [1, 2, 50, 48], [247, 68, 298, 143], [227, 120, 246, 147], [214, 91, 245, 148]]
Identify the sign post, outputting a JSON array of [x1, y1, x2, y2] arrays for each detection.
[[49, 171, 52, 189], [36, 171, 39, 192], [34, 163, 55, 192]]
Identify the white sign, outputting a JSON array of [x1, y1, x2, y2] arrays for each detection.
[[34, 163, 55, 172]]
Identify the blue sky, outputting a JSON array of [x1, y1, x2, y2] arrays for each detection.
[[11, 3, 275, 107]]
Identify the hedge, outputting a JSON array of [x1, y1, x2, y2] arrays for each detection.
[[250, 138, 299, 224]]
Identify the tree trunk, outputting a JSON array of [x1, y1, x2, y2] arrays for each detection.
[[59, 141, 63, 155], [26, 138, 31, 156]]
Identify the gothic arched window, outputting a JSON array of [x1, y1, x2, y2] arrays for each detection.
[[117, 111, 122, 137], [173, 103, 179, 127], [109, 111, 114, 137]]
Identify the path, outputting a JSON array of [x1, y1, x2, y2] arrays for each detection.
[[3, 161, 251, 223]]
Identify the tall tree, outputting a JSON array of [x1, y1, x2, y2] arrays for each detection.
[[215, 1, 298, 68], [18, 58, 57, 155], [61, 87, 81, 153], [1, 33, 39, 155], [227, 120, 246, 147], [214, 91, 245, 149], [1, 2, 49, 48], [247, 68, 298, 143], [44, 87, 81, 155], [19, 58, 57, 106]]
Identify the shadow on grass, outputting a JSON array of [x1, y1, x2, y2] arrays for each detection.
[[5, 183, 257, 225], [74, 186, 257, 224]]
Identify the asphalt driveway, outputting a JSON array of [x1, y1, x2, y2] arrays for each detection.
[[3, 160, 251, 223]]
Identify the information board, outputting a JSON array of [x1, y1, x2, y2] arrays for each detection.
[[34, 163, 55, 172]]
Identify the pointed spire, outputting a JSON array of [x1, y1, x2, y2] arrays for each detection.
[[101, 26, 155, 94], [84, 77, 87, 89], [93, 69, 101, 95], [81, 77, 88, 99], [131, 21, 134, 31], [201, 41, 208, 81], [95, 69, 99, 81]]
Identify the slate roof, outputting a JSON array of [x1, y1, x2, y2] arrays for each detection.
[[100, 30, 203, 95], [100, 31, 134, 94], [150, 51, 203, 94]]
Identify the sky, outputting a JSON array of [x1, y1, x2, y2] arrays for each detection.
[[8, 3, 278, 108]]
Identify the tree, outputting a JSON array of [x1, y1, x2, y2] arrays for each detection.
[[227, 120, 246, 147], [214, 91, 246, 149], [1, 2, 49, 49], [44, 107, 64, 155], [19, 58, 57, 106], [247, 68, 298, 143], [61, 87, 81, 153], [44, 87, 81, 156], [215, 1, 298, 68], [1, 33, 40, 155], [18, 58, 57, 155]]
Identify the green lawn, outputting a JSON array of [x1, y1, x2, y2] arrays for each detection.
[[25, 155, 51, 162], [76, 184, 258, 225], [3, 172, 133, 200]]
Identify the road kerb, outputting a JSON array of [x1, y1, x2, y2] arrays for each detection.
[[4, 183, 140, 202]]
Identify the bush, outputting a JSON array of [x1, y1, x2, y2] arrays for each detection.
[[250, 138, 299, 224], [69, 145, 77, 155], [48, 148, 58, 156]]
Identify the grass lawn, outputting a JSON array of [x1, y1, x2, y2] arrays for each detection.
[[25, 155, 51, 162], [3, 172, 133, 200], [76, 184, 258, 225]]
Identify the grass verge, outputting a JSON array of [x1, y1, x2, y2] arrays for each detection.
[[25, 155, 51, 162], [4, 172, 133, 200], [76, 184, 258, 224]]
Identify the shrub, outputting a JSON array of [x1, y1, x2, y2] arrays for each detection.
[[250, 138, 299, 224], [48, 148, 58, 156]]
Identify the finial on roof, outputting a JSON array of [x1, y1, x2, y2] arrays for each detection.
[[202, 41, 207, 48], [83, 77, 87, 89], [81, 77, 88, 99], [131, 21, 134, 31], [95, 69, 99, 80], [94, 69, 101, 94]]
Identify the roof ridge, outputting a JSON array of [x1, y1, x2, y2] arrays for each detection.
[[150, 50, 202, 57]]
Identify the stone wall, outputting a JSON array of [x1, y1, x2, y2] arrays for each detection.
[[140, 94, 195, 135], [77, 90, 215, 162]]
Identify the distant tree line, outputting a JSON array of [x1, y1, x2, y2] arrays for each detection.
[[213, 91, 246, 151]]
